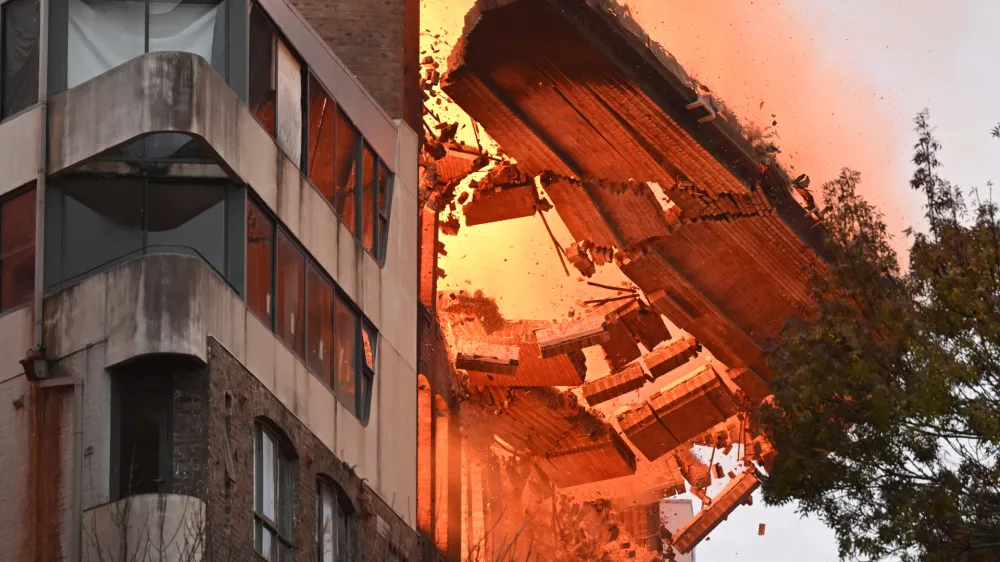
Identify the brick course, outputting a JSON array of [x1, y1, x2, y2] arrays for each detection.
[[289, 0, 421, 133]]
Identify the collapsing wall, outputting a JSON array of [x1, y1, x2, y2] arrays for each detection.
[[415, 0, 835, 558]]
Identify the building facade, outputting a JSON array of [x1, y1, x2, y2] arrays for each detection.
[[0, 0, 421, 559]]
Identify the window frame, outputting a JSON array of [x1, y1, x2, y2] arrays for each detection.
[[247, 193, 378, 425], [254, 422, 294, 561]]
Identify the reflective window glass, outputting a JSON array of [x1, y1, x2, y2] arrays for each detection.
[[247, 200, 274, 325], [1, 0, 39, 120], [306, 263, 334, 383], [333, 293, 358, 415], [361, 144, 375, 252], [333, 109, 358, 234], [276, 231, 305, 356], [307, 74, 336, 203], [249, 2, 276, 136], [0, 189, 35, 310]]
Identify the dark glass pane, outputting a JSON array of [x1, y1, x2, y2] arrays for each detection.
[[333, 294, 357, 415], [247, 200, 273, 324], [306, 263, 334, 383], [276, 231, 305, 356], [65, 0, 144, 89], [117, 376, 169, 497], [146, 182, 226, 274], [358, 373, 372, 425], [248, 2, 276, 137], [360, 145, 375, 252], [333, 109, 358, 234], [1, 188, 35, 257], [58, 178, 143, 284], [1, 0, 39, 120], [307, 74, 336, 203]]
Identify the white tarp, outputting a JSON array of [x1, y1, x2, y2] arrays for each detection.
[[67, 0, 219, 89]]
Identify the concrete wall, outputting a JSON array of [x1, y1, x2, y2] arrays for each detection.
[[82, 494, 207, 562], [44, 254, 418, 528], [0, 106, 40, 198]]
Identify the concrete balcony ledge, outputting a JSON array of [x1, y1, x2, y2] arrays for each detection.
[[83, 493, 206, 562], [44, 253, 245, 368]]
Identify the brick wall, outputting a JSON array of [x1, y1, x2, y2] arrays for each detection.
[[290, 0, 421, 133], [193, 339, 423, 561]]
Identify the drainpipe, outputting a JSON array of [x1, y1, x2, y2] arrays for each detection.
[[31, 0, 83, 559]]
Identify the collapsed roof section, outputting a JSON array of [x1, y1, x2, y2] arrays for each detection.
[[442, 0, 830, 380]]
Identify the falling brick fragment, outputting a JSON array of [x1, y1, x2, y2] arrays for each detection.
[[581, 363, 646, 406], [621, 364, 740, 461], [758, 523, 766, 536], [672, 471, 761, 553], [534, 313, 609, 358], [644, 336, 699, 381], [463, 184, 538, 226], [455, 340, 520, 375], [673, 446, 711, 490], [624, 307, 672, 351], [440, 215, 460, 236], [713, 463, 724, 479], [566, 242, 596, 277]]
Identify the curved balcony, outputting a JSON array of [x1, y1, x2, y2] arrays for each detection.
[[44, 253, 245, 367], [82, 493, 207, 562]]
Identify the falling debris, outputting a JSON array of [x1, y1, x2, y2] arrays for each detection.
[[759, 523, 766, 536]]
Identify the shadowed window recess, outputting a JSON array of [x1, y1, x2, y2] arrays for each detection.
[[44, 176, 241, 291], [247, 197, 379, 424], [254, 421, 295, 562], [111, 371, 172, 500], [1, 0, 40, 121], [317, 477, 355, 562], [0, 187, 36, 312]]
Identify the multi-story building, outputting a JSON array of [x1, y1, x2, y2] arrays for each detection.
[[0, 0, 421, 559]]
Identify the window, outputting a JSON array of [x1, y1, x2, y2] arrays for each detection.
[[360, 144, 375, 252], [254, 423, 294, 562], [333, 109, 359, 235], [46, 177, 236, 290], [0, 188, 35, 312], [112, 373, 172, 499], [276, 230, 305, 356], [60, 0, 227, 90], [249, 1, 277, 137], [333, 293, 358, 416], [317, 478, 355, 562], [247, 200, 274, 325], [307, 74, 336, 203], [306, 263, 334, 383], [247, 199, 379, 423], [1, 0, 39, 120]]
